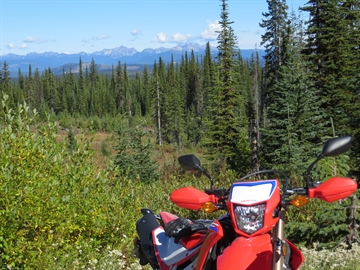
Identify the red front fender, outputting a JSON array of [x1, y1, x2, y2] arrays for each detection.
[[217, 234, 273, 270], [286, 239, 304, 269]]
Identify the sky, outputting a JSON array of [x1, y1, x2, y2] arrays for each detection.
[[0, 0, 308, 56]]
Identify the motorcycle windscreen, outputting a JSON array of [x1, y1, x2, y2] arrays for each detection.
[[170, 186, 216, 210], [228, 180, 280, 237]]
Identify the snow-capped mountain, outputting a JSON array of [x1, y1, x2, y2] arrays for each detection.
[[1, 43, 264, 76]]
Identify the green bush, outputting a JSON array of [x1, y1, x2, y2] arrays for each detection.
[[112, 119, 160, 182], [0, 96, 144, 268]]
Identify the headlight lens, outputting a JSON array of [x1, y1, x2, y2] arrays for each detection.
[[234, 203, 266, 234]]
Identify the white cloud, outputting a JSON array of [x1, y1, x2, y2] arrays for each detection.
[[151, 32, 167, 43], [81, 35, 110, 45], [7, 43, 16, 49], [91, 35, 110, 41], [130, 29, 142, 41], [20, 44, 28, 49], [131, 29, 142, 37], [23, 36, 47, 44], [23, 36, 37, 43], [200, 20, 221, 40], [171, 33, 192, 43]]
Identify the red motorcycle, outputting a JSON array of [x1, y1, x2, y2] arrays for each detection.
[[133, 136, 357, 269]]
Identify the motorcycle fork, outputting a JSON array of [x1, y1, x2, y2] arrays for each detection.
[[272, 207, 286, 270]]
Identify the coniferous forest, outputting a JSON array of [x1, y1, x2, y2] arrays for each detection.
[[0, 0, 360, 269]]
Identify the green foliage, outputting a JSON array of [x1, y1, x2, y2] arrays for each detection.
[[0, 95, 146, 268], [204, 0, 251, 174], [112, 118, 160, 182], [286, 198, 351, 249]]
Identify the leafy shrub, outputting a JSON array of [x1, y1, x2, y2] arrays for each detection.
[[286, 199, 351, 249], [0, 96, 144, 268]]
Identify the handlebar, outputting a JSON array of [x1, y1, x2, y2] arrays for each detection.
[[205, 188, 228, 197]]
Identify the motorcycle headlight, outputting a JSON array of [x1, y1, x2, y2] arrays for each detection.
[[234, 203, 266, 234]]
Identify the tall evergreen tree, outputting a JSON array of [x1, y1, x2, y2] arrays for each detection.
[[141, 65, 151, 117], [261, 10, 328, 181], [202, 42, 216, 122], [123, 63, 132, 116], [205, 0, 250, 172], [115, 61, 124, 114], [301, 0, 360, 175], [249, 50, 262, 172], [77, 57, 87, 115], [344, 0, 360, 177], [151, 61, 163, 145], [25, 65, 33, 112], [166, 55, 185, 148], [0, 61, 13, 108], [259, 0, 290, 128]]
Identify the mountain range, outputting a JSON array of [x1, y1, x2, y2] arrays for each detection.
[[1, 43, 265, 76]]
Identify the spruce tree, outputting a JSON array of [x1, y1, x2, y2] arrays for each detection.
[[151, 61, 163, 145], [77, 57, 87, 116], [261, 10, 328, 181], [249, 50, 262, 172], [202, 42, 216, 122], [205, 0, 250, 172], [123, 63, 132, 116], [0, 61, 13, 108], [301, 0, 360, 176], [166, 55, 185, 149], [113, 119, 160, 182], [339, 0, 360, 177], [259, 0, 290, 129], [115, 61, 124, 114]]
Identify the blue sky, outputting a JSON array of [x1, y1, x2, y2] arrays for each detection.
[[0, 0, 307, 56]]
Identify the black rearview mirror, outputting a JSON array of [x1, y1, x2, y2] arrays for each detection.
[[178, 154, 201, 172], [321, 136, 352, 157]]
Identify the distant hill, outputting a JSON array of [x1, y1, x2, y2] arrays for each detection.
[[1, 43, 265, 77]]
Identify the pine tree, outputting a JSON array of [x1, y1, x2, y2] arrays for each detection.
[[166, 56, 185, 148], [0, 61, 13, 108], [113, 119, 160, 182], [249, 50, 262, 172], [339, 0, 360, 177], [261, 10, 328, 181], [123, 63, 132, 116], [131, 72, 143, 117], [25, 65, 33, 112], [183, 51, 204, 146], [77, 57, 87, 115], [141, 65, 151, 117], [202, 42, 216, 122], [301, 0, 360, 176], [259, 0, 290, 128], [63, 69, 77, 115], [205, 0, 250, 172], [115, 61, 124, 114], [151, 62, 163, 145]]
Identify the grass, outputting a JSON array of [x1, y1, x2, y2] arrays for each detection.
[[300, 242, 360, 270], [88, 242, 360, 270]]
